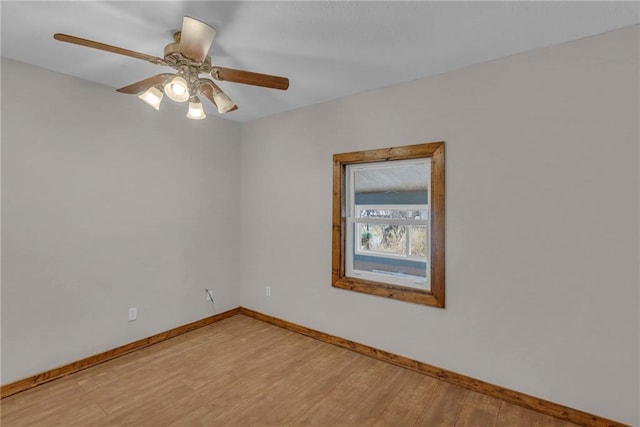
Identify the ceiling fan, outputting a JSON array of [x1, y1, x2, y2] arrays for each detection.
[[53, 16, 289, 119]]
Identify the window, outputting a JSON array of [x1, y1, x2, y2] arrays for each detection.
[[332, 142, 445, 307]]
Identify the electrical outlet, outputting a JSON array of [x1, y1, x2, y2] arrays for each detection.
[[128, 307, 137, 322], [265, 286, 271, 297], [205, 289, 213, 301]]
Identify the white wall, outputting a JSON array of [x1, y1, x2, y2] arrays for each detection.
[[239, 26, 639, 425], [1, 59, 242, 383]]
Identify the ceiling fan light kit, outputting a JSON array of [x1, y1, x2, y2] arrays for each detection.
[[138, 86, 164, 110], [187, 97, 206, 120], [211, 87, 235, 114], [164, 75, 190, 103], [53, 16, 289, 120]]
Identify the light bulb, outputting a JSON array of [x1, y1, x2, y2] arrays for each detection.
[[171, 83, 186, 96], [138, 86, 163, 110], [186, 97, 206, 120], [164, 75, 190, 103]]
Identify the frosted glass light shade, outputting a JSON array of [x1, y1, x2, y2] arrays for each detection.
[[138, 86, 163, 110], [164, 76, 190, 102], [186, 98, 206, 120], [212, 90, 235, 114]]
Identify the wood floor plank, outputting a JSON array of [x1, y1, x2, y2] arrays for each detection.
[[497, 401, 577, 427], [1, 315, 583, 427], [455, 390, 502, 427], [207, 339, 329, 424], [85, 365, 190, 415], [415, 380, 469, 426], [264, 350, 362, 425], [334, 363, 407, 425], [0, 379, 106, 426], [164, 328, 326, 425], [102, 379, 201, 425], [166, 321, 294, 391], [373, 372, 440, 426], [294, 356, 383, 425], [218, 342, 358, 425]]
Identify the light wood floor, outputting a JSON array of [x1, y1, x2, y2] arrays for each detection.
[[1, 315, 578, 426]]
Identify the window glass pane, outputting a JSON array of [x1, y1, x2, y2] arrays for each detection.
[[353, 163, 429, 194], [410, 225, 428, 257], [358, 223, 407, 255], [357, 208, 427, 219], [352, 243, 427, 280]]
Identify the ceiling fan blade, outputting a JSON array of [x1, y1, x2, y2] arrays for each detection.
[[211, 67, 289, 90], [199, 80, 217, 105], [53, 34, 163, 63], [200, 79, 238, 113], [116, 74, 173, 94], [179, 17, 216, 62]]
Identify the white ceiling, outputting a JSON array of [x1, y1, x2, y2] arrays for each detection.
[[2, 1, 639, 123]]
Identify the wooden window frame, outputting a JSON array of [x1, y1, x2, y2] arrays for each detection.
[[332, 142, 445, 307]]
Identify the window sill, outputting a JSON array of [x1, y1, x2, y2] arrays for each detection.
[[332, 276, 443, 307]]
